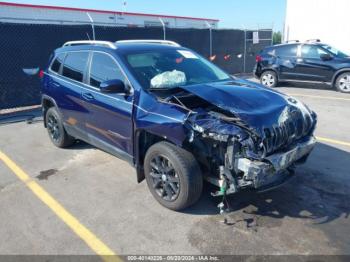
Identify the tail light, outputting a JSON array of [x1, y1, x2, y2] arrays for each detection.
[[39, 69, 44, 78], [256, 55, 263, 62]]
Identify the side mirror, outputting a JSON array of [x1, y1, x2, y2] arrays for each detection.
[[100, 79, 129, 94], [320, 53, 332, 61]]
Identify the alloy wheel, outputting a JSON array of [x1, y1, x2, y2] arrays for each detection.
[[149, 155, 180, 202], [338, 74, 350, 92], [262, 73, 275, 87], [47, 114, 60, 142]]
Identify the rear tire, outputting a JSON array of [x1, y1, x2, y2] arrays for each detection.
[[144, 142, 203, 211], [335, 72, 350, 93], [45, 107, 75, 148], [260, 70, 278, 88]]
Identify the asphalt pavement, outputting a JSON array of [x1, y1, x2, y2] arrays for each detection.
[[0, 81, 349, 258]]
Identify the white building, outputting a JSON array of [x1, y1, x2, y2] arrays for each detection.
[[284, 0, 350, 53], [0, 1, 219, 29]]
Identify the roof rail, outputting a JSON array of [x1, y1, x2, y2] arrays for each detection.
[[286, 40, 300, 43], [63, 40, 116, 49], [116, 39, 181, 47], [306, 39, 321, 43]]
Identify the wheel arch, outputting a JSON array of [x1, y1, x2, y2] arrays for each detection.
[[134, 129, 179, 183], [42, 95, 59, 128], [332, 68, 350, 87], [261, 68, 279, 79]]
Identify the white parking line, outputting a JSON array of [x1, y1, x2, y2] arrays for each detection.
[[0, 150, 121, 262], [317, 136, 350, 147]]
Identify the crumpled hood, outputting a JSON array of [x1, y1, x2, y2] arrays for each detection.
[[180, 79, 317, 154], [180, 79, 312, 129]]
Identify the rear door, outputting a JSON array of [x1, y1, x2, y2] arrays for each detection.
[[275, 44, 300, 80], [293, 44, 334, 82], [49, 51, 90, 140], [83, 51, 134, 162]]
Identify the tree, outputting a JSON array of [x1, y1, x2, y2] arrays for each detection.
[[273, 31, 282, 45]]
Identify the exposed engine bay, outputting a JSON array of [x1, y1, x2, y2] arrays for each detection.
[[151, 83, 317, 199]]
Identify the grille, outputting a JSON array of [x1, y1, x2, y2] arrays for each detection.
[[263, 110, 313, 155]]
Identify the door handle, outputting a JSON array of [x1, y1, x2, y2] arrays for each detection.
[[82, 93, 94, 100]]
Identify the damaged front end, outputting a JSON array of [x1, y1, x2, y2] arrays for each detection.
[[161, 81, 318, 197], [185, 109, 316, 197]]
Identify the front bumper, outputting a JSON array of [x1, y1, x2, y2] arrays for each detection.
[[235, 136, 316, 190]]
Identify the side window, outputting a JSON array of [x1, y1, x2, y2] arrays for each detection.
[[262, 48, 275, 56], [275, 45, 298, 57], [50, 53, 65, 74], [89, 52, 125, 88], [62, 52, 89, 82], [301, 45, 327, 59]]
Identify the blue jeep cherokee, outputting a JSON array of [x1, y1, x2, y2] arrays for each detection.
[[42, 40, 317, 210]]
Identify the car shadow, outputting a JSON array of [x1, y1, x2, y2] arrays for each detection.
[[66, 140, 95, 150], [183, 142, 350, 226], [53, 136, 350, 226]]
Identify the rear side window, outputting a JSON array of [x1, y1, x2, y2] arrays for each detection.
[[50, 53, 65, 73], [62, 52, 89, 82], [275, 45, 298, 57], [267, 49, 275, 56], [89, 52, 125, 88], [301, 45, 327, 59], [262, 48, 275, 56]]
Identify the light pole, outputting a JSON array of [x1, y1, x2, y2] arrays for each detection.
[[159, 17, 166, 40], [205, 21, 213, 57], [86, 12, 95, 40]]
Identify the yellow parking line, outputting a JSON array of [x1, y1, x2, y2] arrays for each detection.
[[0, 150, 121, 262], [288, 93, 350, 101], [317, 136, 350, 147]]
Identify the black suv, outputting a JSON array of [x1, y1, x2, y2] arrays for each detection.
[[254, 40, 350, 93]]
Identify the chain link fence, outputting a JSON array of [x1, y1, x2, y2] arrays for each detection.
[[0, 21, 272, 109]]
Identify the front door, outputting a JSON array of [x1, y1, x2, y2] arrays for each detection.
[[82, 51, 134, 162], [293, 44, 334, 82]]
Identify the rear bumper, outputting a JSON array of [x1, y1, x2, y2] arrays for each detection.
[[235, 136, 316, 190], [253, 64, 261, 78]]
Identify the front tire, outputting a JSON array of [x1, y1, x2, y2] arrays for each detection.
[[335, 72, 350, 93], [260, 70, 278, 88], [144, 142, 203, 211], [45, 107, 75, 148]]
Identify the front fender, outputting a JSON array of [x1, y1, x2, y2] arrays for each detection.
[[331, 68, 350, 85], [133, 91, 191, 182]]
